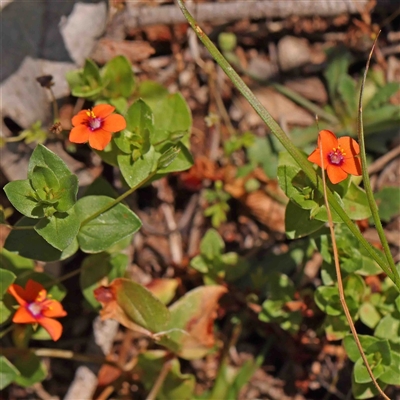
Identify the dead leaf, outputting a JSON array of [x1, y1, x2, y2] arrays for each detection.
[[90, 38, 155, 65], [97, 364, 122, 388], [94, 285, 155, 338], [235, 87, 314, 129], [159, 286, 227, 359], [145, 278, 179, 305], [224, 166, 286, 232]]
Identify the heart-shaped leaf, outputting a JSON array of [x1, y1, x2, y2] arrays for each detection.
[[76, 196, 141, 253]]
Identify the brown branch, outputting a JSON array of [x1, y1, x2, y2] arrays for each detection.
[[120, 0, 373, 31]]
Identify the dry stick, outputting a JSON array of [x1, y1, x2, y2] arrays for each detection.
[[318, 144, 390, 400], [367, 145, 400, 175], [123, 0, 372, 30], [146, 358, 173, 400]]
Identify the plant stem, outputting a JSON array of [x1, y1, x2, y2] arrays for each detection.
[[357, 35, 400, 288], [6, 224, 36, 230], [319, 139, 390, 400], [0, 347, 122, 368], [146, 357, 173, 400], [175, 0, 398, 289], [0, 325, 14, 339], [80, 172, 157, 227], [49, 87, 59, 122], [46, 268, 82, 287]]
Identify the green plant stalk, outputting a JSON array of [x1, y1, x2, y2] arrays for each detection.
[[357, 38, 400, 288], [80, 171, 157, 227], [175, 0, 398, 288]]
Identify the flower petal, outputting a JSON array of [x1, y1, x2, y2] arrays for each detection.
[[37, 317, 63, 341], [93, 104, 115, 119], [7, 284, 28, 306], [337, 136, 360, 157], [327, 164, 348, 184], [69, 125, 91, 144], [13, 307, 37, 324], [308, 148, 324, 169], [319, 130, 338, 158], [88, 129, 112, 150], [42, 300, 67, 318], [25, 280, 45, 302], [72, 110, 90, 127], [102, 114, 126, 132], [341, 156, 362, 176]]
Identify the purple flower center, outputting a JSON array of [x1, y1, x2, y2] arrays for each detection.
[[89, 117, 102, 131], [27, 302, 42, 317], [328, 147, 345, 166]]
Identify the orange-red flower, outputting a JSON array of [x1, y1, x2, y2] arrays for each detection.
[[308, 129, 362, 184], [69, 104, 126, 151], [8, 279, 67, 341]]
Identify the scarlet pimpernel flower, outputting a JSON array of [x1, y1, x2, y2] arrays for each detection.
[[308, 129, 362, 184], [69, 104, 126, 150], [8, 279, 67, 341]]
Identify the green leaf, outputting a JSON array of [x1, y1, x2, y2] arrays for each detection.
[[75, 196, 142, 253], [94, 138, 121, 167], [28, 144, 72, 181], [337, 74, 357, 117], [80, 253, 128, 309], [285, 201, 325, 239], [108, 96, 128, 114], [83, 177, 118, 198], [343, 335, 379, 362], [56, 175, 79, 212], [135, 350, 195, 400], [354, 355, 385, 384], [137, 80, 169, 110], [152, 93, 192, 140], [365, 82, 400, 110], [373, 186, 400, 222], [247, 137, 278, 178], [343, 274, 365, 304], [375, 314, 400, 344], [102, 55, 135, 98], [379, 351, 400, 385], [324, 48, 352, 101], [323, 314, 349, 341], [3, 179, 44, 218], [157, 145, 181, 170], [125, 99, 154, 142], [34, 209, 80, 251], [0, 356, 20, 390], [67, 59, 103, 98], [117, 146, 158, 188], [190, 255, 209, 273], [0, 301, 12, 324], [315, 286, 342, 316], [155, 142, 193, 174], [30, 166, 59, 194], [351, 376, 384, 399], [359, 302, 381, 329], [13, 352, 47, 387], [0, 269, 16, 296], [0, 249, 34, 274], [4, 217, 77, 262], [200, 229, 225, 260], [113, 278, 170, 333], [342, 183, 371, 220]]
